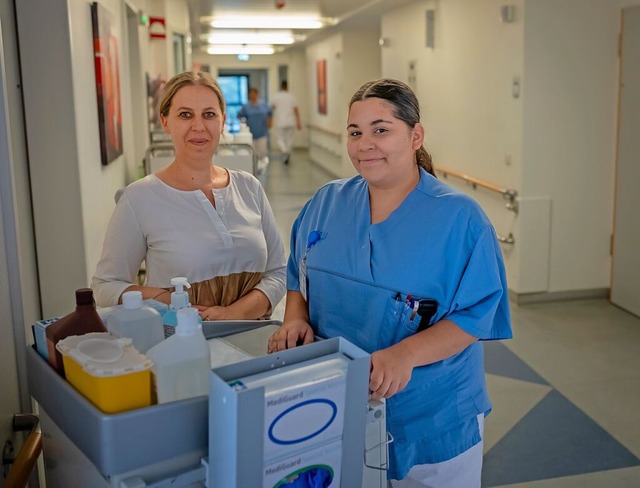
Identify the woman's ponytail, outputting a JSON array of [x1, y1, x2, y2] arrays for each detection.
[[416, 147, 436, 177]]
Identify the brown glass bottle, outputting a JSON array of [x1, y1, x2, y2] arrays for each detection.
[[46, 288, 107, 376]]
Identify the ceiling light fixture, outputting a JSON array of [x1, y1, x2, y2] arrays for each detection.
[[207, 16, 331, 30], [207, 45, 275, 55], [205, 31, 297, 45]]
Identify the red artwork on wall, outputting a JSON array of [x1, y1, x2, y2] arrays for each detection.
[[317, 59, 327, 115], [91, 2, 123, 166]]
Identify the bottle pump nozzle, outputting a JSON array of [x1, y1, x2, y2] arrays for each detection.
[[169, 277, 191, 311]]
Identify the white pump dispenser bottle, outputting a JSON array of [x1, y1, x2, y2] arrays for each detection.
[[161, 277, 196, 328], [146, 307, 211, 403]]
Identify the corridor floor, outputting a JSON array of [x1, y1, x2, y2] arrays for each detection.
[[262, 149, 640, 488]]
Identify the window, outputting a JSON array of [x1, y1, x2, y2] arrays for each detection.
[[218, 75, 248, 133]]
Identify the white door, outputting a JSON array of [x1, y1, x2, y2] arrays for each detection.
[[612, 6, 640, 317]]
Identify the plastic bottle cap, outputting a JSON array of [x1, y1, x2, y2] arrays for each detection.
[[176, 307, 201, 336], [76, 288, 95, 306], [122, 291, 143, 310]]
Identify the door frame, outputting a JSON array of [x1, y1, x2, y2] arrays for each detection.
[[611, 6, 640, 317]]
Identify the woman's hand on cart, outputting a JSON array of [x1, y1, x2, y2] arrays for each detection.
[[267, 319, 314, 353]]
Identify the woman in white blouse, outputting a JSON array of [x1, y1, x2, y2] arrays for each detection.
[[92, 71, 286, 320]]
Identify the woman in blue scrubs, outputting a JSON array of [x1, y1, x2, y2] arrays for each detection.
[[268, 78, 512, 487]]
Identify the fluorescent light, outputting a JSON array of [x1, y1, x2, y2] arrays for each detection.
[[209, 16, 326, 30], [207, 45, 275, 55], [205, 31, 296, 45]]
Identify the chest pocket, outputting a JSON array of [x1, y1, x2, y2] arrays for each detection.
[[306, 266, 438, 353], [379, 295, 438, 350]]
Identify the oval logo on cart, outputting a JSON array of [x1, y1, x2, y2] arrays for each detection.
[[268, 399, 337, 445]]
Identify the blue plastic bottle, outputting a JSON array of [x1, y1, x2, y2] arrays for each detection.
[[161, 277, 201, 336]]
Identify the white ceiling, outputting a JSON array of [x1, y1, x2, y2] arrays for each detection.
[[187, 0, 417, 54]]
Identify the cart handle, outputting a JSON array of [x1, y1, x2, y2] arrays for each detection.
[[4, 414, 42, 488]]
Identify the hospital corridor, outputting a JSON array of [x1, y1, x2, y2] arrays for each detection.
[[263, 150, 640, 488], [2, 0, 640, 486]]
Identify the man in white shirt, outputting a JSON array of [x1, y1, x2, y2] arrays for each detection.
[[270, 80, 301, 165]]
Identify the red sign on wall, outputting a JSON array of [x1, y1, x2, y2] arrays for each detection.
[[149, 17, 166, 39]]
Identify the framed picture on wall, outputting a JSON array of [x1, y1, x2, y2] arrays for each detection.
[[317, 59, 327, 115], [91, 2, 123, 166]]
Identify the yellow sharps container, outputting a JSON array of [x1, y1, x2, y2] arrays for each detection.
[[56, 332, 152, 413]]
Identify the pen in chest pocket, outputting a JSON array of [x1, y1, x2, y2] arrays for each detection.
[[406, 295, 419, 321], [396, 293, 438, 331]]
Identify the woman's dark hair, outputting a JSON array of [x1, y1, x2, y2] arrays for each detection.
[[349, 78, 435, 177]]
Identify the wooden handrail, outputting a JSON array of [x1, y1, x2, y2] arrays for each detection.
[[436, 166, 518, 213], [436, 166, 517, 245], [496, 233, 515, 245], [4, 414, 42, 488]]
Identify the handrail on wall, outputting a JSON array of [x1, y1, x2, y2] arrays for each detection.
[[496, 233, 515, 245], [436, 166, 517, 246], [437, 167, 519, 213]]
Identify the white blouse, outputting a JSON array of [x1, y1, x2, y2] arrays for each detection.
[[91, 170, 286, 308]]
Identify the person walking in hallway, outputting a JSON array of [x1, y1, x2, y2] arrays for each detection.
[[271, 80, 301, 165], [238, 86, 272, 163]]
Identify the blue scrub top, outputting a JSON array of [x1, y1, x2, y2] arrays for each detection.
[[287, 169, 512, 480], [238, 101, 272, 138]]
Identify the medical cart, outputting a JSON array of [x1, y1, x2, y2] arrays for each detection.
[[26, 320, 389, 488]]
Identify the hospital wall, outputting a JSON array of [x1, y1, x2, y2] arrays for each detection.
[[14, 0, 190, 320], [380, 0, 640, 299], [303, 27, 382, 177], [520, 0, 640, 297], [0, 0, 38, 456], [0, 0, 39, 340]]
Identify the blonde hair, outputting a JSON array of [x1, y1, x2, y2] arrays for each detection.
[[158, 71, 226, 118]]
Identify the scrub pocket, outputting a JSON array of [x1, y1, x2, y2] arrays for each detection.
[[378, 295, 420, 350], [387, 378, 461, 442]]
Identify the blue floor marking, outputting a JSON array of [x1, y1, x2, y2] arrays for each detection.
[[482, 390, 640, 486]]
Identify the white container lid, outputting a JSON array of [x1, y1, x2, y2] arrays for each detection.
[[122, 290, 143, 309], [56, 332, 152, 377]]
